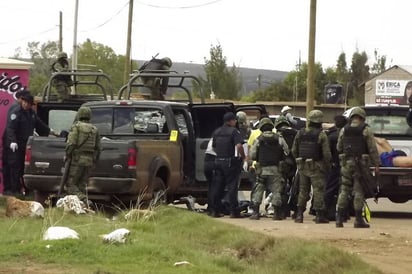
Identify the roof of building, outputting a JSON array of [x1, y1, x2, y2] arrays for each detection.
[[0, 58, 33, 70]]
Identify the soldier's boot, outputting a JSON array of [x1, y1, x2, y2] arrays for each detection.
[[315, 210, 330, 224], [335, 208, 344, 228], [272, 206, 282, 220], [249, 205, 260, 220], [354, 210, 370, 228], [294, 206, 304, 223]]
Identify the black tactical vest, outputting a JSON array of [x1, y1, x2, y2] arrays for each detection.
[[213, 126, 236, 158], [342, 123, 367, 156], [277, 127, 297, 149], [326, 126, 339, 164], [298, 128, 322, 160], [257, 132, 283, 166]]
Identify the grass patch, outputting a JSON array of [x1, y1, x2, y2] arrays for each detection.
[[0, 196, 381, 274]]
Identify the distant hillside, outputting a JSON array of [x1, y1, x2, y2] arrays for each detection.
[[137, 60, 288, 95]]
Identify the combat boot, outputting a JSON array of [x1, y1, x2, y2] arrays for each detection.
[[354, 210, 370, 228], [294, 206, 304, 223], [272, 206, 282, 220], [249, 205, 260, 220], [315, 210, 329, 224], [335, 208, 344, 228]]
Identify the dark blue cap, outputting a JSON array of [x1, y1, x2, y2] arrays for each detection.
[[223, 112, 236, 122]]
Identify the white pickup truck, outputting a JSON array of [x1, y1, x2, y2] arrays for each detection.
[[347, 105, 412, 203]]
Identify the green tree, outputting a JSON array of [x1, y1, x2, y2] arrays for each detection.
[[349, 50, 370, 105], [370, 48, 387, 76], [196, 44, 242, 100]]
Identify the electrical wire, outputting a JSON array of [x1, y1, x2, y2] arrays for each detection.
[[136, 0, 224, 9], [79, 1, 129, 32], [0, 27, 58, 45]]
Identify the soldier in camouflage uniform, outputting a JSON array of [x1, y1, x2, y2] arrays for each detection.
[[51, 52, 73, 102], [292, 110, 331, 223], [65, 107, 101, 202], [336, 107, 380, 228], [249, 118, 289, 220], [274, 116, 298, 219]]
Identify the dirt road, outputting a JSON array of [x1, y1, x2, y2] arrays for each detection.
[[217, 198, 412, 274]]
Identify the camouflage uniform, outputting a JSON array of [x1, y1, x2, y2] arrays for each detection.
[[51, 52, 73, 101], [249, 118, 289, 220], [292, 110, 331, 223], [336, 107, 380, 228], [139, 57, 172, 100], [274, 116, 298, 218], [65, 107, 101, 201]]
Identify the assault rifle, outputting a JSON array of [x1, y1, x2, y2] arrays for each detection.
[[347, 146, 379, 200]]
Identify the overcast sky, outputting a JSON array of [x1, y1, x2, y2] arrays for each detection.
[[1, 0, 411, 71]]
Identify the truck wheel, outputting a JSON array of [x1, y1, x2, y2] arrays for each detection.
[[152, 177, 167, 204]]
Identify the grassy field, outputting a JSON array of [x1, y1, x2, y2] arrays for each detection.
[[0, 196, 382, 274]]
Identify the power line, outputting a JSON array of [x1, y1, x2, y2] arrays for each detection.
[[79, 1, 129, 32], [0, 27, 58, 45], [136, 0, 223, 9]]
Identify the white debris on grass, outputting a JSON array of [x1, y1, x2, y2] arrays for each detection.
[[56, 195, 94, 214], [174, 261, 192, 267], [101, 228, 130, 244], [43, 226, 79, 240]]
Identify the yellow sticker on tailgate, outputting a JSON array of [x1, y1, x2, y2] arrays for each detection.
[[169, 130, 178, 142]]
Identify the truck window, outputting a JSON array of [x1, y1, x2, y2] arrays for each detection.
[[112, 108, 166, 134], [366, 115, 412, 136], [91, 108, 113, 135], [48, 109, 77, 132]]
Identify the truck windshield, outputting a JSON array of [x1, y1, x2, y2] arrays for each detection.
[[49, 110, 77, 132], [366, 115, 412, 136]]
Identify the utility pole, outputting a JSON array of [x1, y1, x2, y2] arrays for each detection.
[[123, 0, 134, 84], [59, 11, 63, 52], [72, 0, 79, 71], [306, 0, 317, 116]]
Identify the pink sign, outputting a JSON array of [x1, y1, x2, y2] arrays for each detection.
[[0, 68, 30, 193]]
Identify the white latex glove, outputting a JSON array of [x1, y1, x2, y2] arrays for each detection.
[[10, 142, 18, 152], [243, 161, 248, 172]]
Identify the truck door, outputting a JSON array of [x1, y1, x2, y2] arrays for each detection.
[[189, 103, 234, 182]]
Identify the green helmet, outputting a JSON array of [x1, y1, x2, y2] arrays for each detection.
[[58, 52, 68, 59], [258, 117, 274, 130], [349, 107, 366, 119], [161, 57, 172, 67], [308, 110, 323, 123], [236, 111, 247, 124], [274, 116, 290, 128], [77, 106, 92, 120]]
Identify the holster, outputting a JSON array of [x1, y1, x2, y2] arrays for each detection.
[[305, 159, 314, 170], [296, 157, 304, 170]]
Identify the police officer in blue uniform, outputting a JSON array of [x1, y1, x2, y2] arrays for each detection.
[[210, 112, 246, 218], [4, 94, 52, 195]]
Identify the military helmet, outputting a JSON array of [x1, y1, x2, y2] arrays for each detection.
[[236, 111, 247, 124], [58, 52, 68, 59], [161, 57, 172, 67], [308, 109, 323, 123], [274, 116, 290, 128], [258, 117, 274, 130], [77, 106, 92, 120], [349, 107, 366, 119]]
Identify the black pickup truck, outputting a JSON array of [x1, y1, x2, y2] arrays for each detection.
[[345, 105, 412, 203], [24, 70, 267, 204]]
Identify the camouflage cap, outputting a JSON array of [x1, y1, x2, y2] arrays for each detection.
[[58, 52, 68, 59], [77, 106, 92, 120], [349, 107, 366, 119], [258, 117, 274, 130], [308, 109, 323, 123], [274, 116, 290, 128]]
